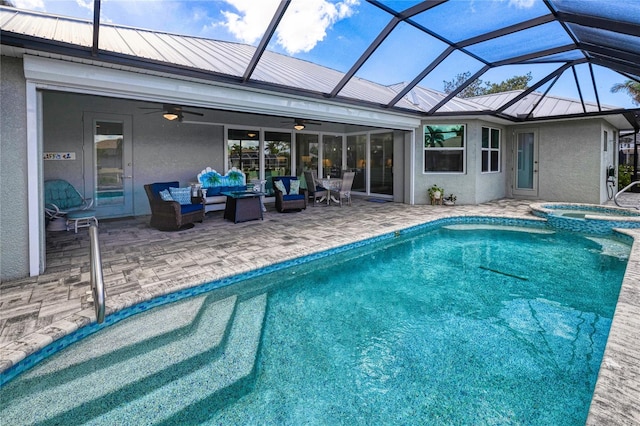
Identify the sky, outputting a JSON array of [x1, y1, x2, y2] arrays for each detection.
[[9, 0, 637, 108]]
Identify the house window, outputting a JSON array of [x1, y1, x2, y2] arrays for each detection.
[[424, 124, 465, 173], [481, 127, 500, 173]]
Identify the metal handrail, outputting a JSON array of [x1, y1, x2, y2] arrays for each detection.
[[89, 224, 106, 323], [613, 181, 640, 210]]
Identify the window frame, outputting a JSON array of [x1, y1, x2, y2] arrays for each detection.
[[423, 124, 466, 174], [481, 126, 501, 174]]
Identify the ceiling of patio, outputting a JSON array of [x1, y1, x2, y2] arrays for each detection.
[[1, 0, 639, 128]]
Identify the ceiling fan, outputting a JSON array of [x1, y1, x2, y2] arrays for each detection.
[[140, 104, 204, 122], [281, 118, 322, 130]]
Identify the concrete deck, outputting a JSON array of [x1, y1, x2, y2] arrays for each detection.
[[0, 197, 638, 423]]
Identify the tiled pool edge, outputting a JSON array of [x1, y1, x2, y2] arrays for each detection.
[[586, 227, 640, 425]]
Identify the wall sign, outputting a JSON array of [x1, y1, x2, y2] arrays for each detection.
[[44, 152, 76, 160]]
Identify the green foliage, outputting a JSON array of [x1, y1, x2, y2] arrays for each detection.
[[424, 126, 445, 147], [618, 165, 633, 190], [428, 184, 444, 199], [443, 72, 532, 98], [611, 80, 640, 105]]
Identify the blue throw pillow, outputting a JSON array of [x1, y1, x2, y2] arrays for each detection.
[[169, 187, 191, 205], [159, 189, 173, 201]]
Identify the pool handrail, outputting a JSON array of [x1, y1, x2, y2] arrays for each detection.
[[89, 224, 106, 323], [614, 181, 640, 210]]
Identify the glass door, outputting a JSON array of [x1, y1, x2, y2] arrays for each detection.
[[84, 113, 133, 218], [514, 130, 538, 196], [370, 132, 394, 195], [346, 134, 367, 192]]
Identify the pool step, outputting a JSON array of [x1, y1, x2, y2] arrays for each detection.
[[0, 293, 267, 425]]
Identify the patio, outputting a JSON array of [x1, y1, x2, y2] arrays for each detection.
[[0, 197, 638, 423]]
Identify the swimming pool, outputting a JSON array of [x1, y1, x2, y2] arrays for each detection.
[[0, 221, 630, 424]]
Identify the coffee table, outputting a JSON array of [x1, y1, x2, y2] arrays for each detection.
[[221, 191, 265, 223]]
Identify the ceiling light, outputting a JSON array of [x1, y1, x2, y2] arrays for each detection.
[[247, 132, 256, 138], [163, 112, 179, 121], [293, 123, 305, 131]]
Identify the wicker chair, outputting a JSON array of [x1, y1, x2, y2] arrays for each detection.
[[144, 182, 204, 231], [304, 171, 328, 207], [272, 176, 307, 212]]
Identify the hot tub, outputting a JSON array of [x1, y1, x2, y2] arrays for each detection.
[[530, 202, 640, 235]]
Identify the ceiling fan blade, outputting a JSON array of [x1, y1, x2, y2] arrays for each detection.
[[182, 110, 204, 116]]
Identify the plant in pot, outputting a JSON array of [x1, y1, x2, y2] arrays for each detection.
[[444, 193, 457, 206], [428, 184, 444, 205]]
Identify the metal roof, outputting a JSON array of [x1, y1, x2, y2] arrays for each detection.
[[1, 1, 639, 129]]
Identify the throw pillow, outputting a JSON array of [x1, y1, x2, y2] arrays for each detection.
[[274, 179, 287, 194], [159, 189, 173, 201], [169, 187, 192, 205], [289, 179, 300, 195]]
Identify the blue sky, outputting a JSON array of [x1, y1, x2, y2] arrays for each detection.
[[11, 0, 637, 108]]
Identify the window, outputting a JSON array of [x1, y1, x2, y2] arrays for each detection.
[[481, 127, 500, 173], [227, 129, 259, 174], [424, 124, 465, 173]]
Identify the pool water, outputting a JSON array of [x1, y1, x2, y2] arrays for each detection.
[[0, 225, 630, 425]]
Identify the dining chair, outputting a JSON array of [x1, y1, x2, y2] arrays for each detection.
[[337, 171, 355, 206], [304, 171, 328, 206]]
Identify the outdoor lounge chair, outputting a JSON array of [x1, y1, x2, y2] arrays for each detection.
[[144, 181, 204, 231], [44, 179, 97, 232], [304, 171, 328, 206], [272, 176, 307, 212]]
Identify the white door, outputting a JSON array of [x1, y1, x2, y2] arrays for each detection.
[[84, 112, 134, 218], [513, 130, 538, 197]]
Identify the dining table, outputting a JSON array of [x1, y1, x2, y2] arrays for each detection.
[[320, 177, 342, 205]]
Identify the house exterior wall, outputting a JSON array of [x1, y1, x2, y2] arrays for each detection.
[[0, 56, 30, 281], [505, 120, 608, 204], [415, 120, 508, 205], [42, 91, 225, 217]]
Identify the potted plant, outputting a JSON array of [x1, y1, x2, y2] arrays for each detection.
[[428, 184, 444, 205], [444, 193, 457, 206]]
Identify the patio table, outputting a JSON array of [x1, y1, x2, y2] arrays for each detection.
[[320, 178, 342, 205]]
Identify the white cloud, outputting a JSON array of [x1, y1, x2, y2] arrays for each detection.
[[75, 0, 92, 12], [13, 0, 45, 10], [219, 0, 359, 54], [509, 0, 536, 7], [219, 0, 280, 44]]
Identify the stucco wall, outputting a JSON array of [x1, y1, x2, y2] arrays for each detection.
[[415, 120, 508, 205], [536, 120, 602, 204], [0, 57, 29, 281], [42, 91, 225, 217]]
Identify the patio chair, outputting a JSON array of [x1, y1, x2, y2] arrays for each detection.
[[337, 171, 355, 206], [304, 171, 328, 206], [144, 181, 204, 231], [272, 176, 307, 212], [44, 179, 97, 232]]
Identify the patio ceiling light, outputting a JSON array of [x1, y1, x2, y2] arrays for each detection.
[[163, 112, 179, 121], [293, 120, 305, 131]]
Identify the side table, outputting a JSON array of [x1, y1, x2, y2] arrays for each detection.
[[221, 191, 265, 223]]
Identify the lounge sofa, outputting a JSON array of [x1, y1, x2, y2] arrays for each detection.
[[196, 167, 248, 213], [144, 181, 204, 231]]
